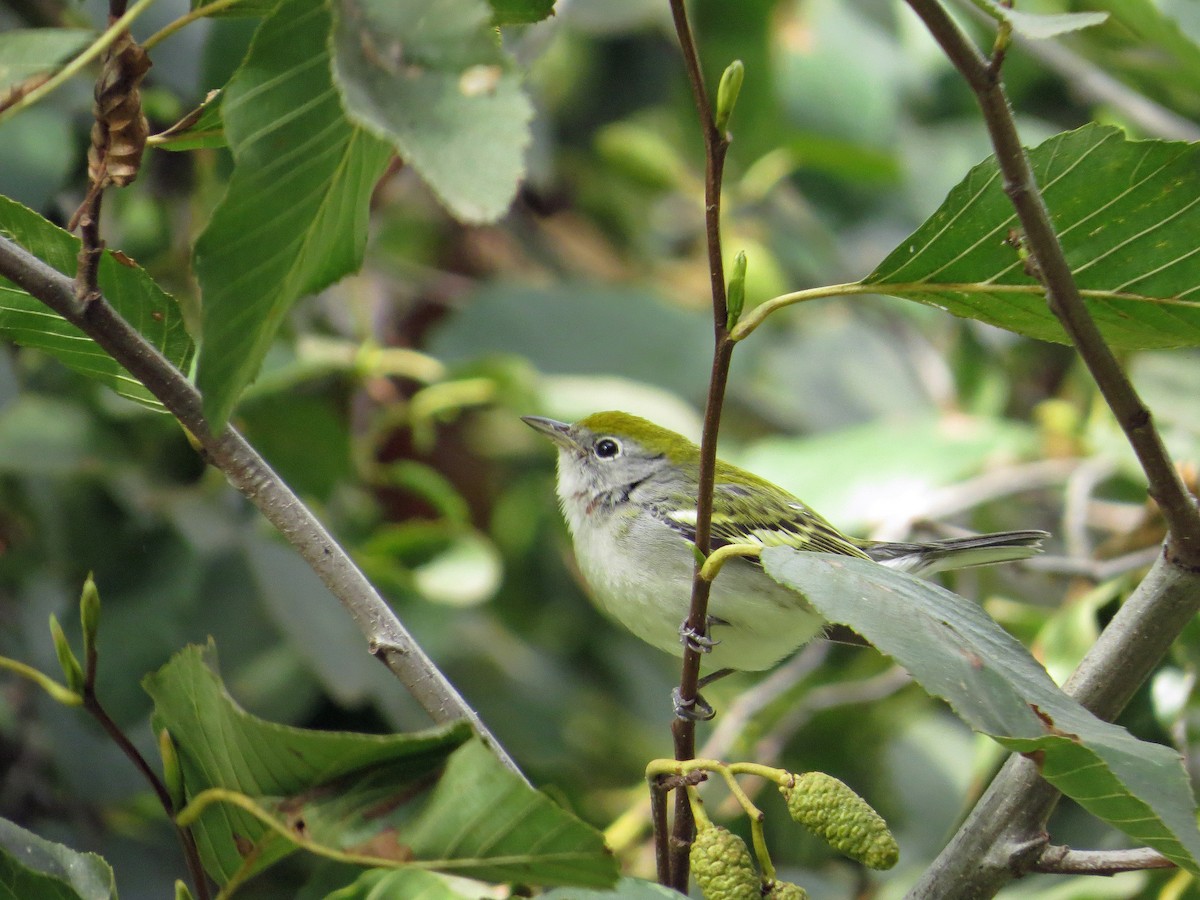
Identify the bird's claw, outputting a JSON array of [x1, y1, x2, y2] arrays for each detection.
[[678, 615, 728, 654], [672, 687, 715, 722]]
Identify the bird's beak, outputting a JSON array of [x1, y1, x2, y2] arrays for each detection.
[[522, 415, 579, 451]]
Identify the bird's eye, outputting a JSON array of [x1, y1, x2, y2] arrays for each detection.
[[594, 438, 621, 459]]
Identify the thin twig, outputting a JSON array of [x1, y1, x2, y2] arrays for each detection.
[[664, 0, 735, 891], [1033, 845, 1176, 876], [0, 235, 526, 785]]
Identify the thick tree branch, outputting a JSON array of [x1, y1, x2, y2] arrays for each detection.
[[0, 234, 525, 783]]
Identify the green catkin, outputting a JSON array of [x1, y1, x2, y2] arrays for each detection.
[[690, 823, 761, 900], [781, 771, 899, 870]]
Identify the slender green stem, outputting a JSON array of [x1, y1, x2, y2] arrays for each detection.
[[143, 0, 244, 51], [0, 0, 160, 127], [699, 544, 761, 582], [730, 282, 868, 339], [0, 656, 82, 706]]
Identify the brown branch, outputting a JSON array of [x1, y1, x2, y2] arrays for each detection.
[[663, 0, 736, 892], [0, 235, 526, 787], [900, 4, 1200, 897], [1032, 845, 1175, 877], [904, 0, 1200, 570]]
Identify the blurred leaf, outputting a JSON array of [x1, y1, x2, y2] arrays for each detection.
[[736, 414, 1036, 532], [328, 868, 470, 898], [972, 1, 1107, 40], [145, 644, 617, 889], [427, 283, 710, 399], [1088, 0, 1200, 85], [330, 0, 533, 223], [189, 0, 278, 17], [0, 816, 116, 900], [412, 528, 502, 607], [487, 0, 555, 25], [762, 549, 1200, 874], [0, 396, 116, 475], [193, 0, 393, 429], [151, 90, 226, 151], [542, 877, 682, 899], [0, 28, 93, 95], [0, 107, 76, 209], [0, 196, 193, 410], [867, 124, 1200, 349]]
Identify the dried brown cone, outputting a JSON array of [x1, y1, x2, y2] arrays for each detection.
[[87, 30, 151, 190]]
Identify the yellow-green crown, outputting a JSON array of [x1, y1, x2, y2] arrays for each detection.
[[576, 411, 700, 465]]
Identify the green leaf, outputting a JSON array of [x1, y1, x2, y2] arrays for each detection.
[[542, 877, 683, 899], [152, 90, 226, 151], [1087, 0, 1200, 85], [0, 28, 94, 95], [188, 0, 279, 18], [327, 868, 471, 899], [144, 643, 617, 889], [866, 124, 1200, 349], [0, 815, 116, 900], [762, 549, 1200, 874], [0, 196, 194, 410], [330, 0, 533, 223], [487, 0, 556, 25], [971, 1, 1107, 39], [193, 0, 393, 429]]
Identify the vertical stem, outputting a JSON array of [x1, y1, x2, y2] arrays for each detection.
[[664, 0, 735, 891]]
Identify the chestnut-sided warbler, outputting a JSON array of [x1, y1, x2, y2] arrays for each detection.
[[525, 411, 1046, 675]]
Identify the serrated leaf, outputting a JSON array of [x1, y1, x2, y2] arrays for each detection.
[[865, 124, 1200, 349], [972, 1, 1107, 39], [0, 815, 116, 900], [330, 0, 533, 223], [762, 549, 1200, 874], [487, 0, 556, 25], [0, 28, 94, 96], [0, 196, 193, 410], [144, 643, 617, 890], [193, 0, 393, 429]]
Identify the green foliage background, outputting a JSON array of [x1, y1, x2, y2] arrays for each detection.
[[2, 0, 1200, 897]]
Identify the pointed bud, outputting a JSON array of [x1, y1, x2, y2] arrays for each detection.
[[175, 880, 195, 900], [715, 60, 745, 134], [49, 614, 84, 694], [80, 573, 100, 660], [159, 728, 184, 809], [780, 772, 898, 870], [726, 250, 747, 329], [690, 823, 760, 900]]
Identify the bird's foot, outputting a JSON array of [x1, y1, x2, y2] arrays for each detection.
[[678, 615, 729, 654], [672, 688, 715, 721]]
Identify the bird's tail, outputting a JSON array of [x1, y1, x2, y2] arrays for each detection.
[[862, 529, 1048, 576]]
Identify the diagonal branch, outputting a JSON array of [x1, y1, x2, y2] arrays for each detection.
[[905, 0, 1200, 570], [0, 234, 526, 785]]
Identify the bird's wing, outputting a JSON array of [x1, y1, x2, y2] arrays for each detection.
[[655, 480, 870, 559]]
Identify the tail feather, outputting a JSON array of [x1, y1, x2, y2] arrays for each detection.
[[863, 529, 1048, 576]]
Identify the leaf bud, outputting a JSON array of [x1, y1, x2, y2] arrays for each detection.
[[690, 823, 760, 900], [780, 772, 898, 870], [159, 728, 185, 809], [80, 573, 100, 658], [726, 250, 747, 329], [715, 59, 745, 133], [49, 614, 85, 694]]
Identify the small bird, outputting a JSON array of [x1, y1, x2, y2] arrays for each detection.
[[525, 411, 1046, 688]]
